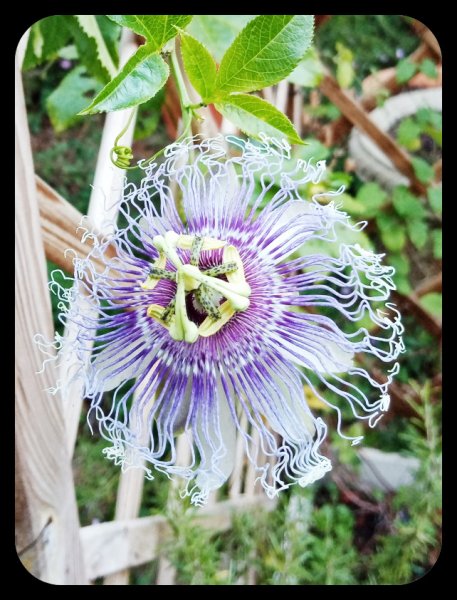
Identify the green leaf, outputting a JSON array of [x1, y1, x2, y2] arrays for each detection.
[[335, 42, 355, 89], [412, 157, 435, 183], [420, 293, 442, 318], [287, 48, 324, 87], [96, 15, 121, 69], [389, 254, 410, 277], [65, 15, 117, 83], [187, 15, 255, 62], [46, 66, 102, 132], [394, 274, 412, 295], [216, 15, 314, 95], [355, 182, 388, 217], [379, 217, 406, 252], [134, 87, 165, 140], [294, 137, 329, 162], [407, 219, 428, 250], [396, 59, 417, 84], [376, 212, 395, 232], [432, 230, 442, 259], [58, 45, 78, 60], [298, 220, 373, 261], [396, 117, 421, 151], [23, 16, 72, 70], [80, 44, 169, 114], [215, 94, 302, 144], [416, 108, 441, 129], [427, 186, 442, 215], [339, 195, 368, 217], [180, 31, 217, 102], [419, 58, 438, 79], [392, 186, 426, 219], [107, 15, 192, 51]]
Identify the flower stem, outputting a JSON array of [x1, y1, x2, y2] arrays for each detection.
[[170, 45, 192, 111]]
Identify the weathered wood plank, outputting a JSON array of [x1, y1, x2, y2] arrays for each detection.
[[37, 175, 116, 274], [319, 72, 427, 195], [81, 495, 276, 580], [60, 29, 139, 455], [15, 32, 86, 585]]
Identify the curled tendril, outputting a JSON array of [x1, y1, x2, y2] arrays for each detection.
[[110, 106, 195, 172], [111, 145, 134, 169]]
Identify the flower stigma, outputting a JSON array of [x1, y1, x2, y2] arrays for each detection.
[[141, 231, 251, 343]]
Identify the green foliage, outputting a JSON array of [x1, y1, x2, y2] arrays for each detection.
[[317, 15, 418, 86], [416, 107, 442, 136], [407, 219, 428, 250], [427, 186, 442, 215], [396, 58, 417, 84], [420, 293, 442, 318], [419, 58, 438, 79], [107, 15, 192, 50], [133, 88, 165, 140], [191, 15, 314, 143], [396, 117, 422, 151], [298, 220, 373, 262], [412, 157, 435, 183], [341, 182, 388, 219], [335, 42, 355, 89], [165, 500, 229, 585], [23, 16, 72, 69], [46, 67, 102, 132], [80, 45, 169, 114], [73, 434, 120, 526], [392, 185, 426, 219], [215, 15, 314, 96], [354, 182, 388, 217], [432, 230, 442, 259], [368, 383, 441, 584], [377, 213, 406, 252], [96, 15, 121, 68], [67, 15, 117, 83], [216, 94, 303, 144], [297, 138, 330, 162], [23, 15, 312, 143], [287, 48, 324, 87], [389, 253, 411, 294], [187, 15, 254, 62], [396, 109, 442, 154], [180, 31, 217, 102]]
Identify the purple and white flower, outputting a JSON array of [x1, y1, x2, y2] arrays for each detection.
[[41, 135, 404, 504]]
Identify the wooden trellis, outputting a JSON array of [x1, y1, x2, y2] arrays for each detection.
[[15, 19, 442, 585]]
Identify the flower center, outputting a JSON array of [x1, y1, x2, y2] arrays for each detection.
[[140, 231, 251, 343]]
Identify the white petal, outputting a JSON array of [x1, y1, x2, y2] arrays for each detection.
[[272, 333, 354, 374], [195, 393, 237, 493], [138, 216, 166, 239], [260, 202, 319, 254], [92, 337, 147, 391], [253, 362, 316, 443]]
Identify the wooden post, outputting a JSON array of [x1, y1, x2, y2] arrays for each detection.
[[15, 32, 86, 584], [61, 29, 139, 454]]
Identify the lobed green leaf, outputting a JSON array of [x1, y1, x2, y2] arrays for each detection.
[[216, 15, 314, 95], [65, 15, 117, 83], [107, 15, 192, 50], [180, 31, 217, 102], [215, 94, 303, 144], [79, 44, 169, 114], [23, 16, 72, 70], [187, 15, 254, 62], [46, 66, 102, 132]]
